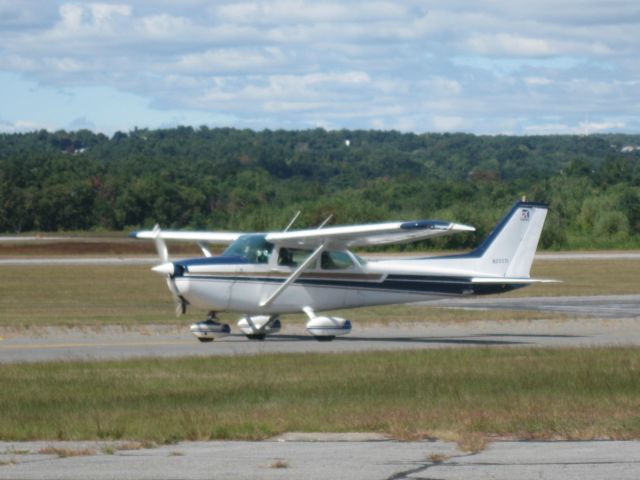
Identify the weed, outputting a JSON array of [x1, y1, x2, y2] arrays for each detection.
[[455, 433, 488, 453], [269, 459, 289, 469], [428, 453, 449, 463], [38, 446, 96, 458], [116, 441, 146, 451], [5, 447, 30, 455]]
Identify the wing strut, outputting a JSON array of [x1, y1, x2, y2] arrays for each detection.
[[259, 243, 326, 308], [283, 210, 301, 232], [317, 214, 333, 229]]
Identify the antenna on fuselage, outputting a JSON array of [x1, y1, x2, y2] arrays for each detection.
[[283, 210, 301, 232]]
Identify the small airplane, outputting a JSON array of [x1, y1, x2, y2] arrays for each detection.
[[130, 200, 553, 342]]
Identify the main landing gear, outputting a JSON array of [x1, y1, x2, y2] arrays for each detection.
[[237, 315, 281, 340], [303, 307, 352, 341], [189, 312, 231, 342]]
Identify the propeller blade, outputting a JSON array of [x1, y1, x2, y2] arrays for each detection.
[[166, 276, 180, 298], [166, 277, 188, 317], [152, 224, 169, 263], [152, 225, 186, 316], [176, 299, 187, 317]]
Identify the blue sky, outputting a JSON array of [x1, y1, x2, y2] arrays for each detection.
[[1, 0, 639, 135]]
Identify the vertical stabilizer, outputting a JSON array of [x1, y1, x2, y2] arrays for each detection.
[[469, 201, 548, 277]]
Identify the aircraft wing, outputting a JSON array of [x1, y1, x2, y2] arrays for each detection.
[[128, 230, 242, 244], [266, 220, 475, 249]]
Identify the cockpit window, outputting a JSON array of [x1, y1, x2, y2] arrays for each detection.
[[223, 234, 273, 264]]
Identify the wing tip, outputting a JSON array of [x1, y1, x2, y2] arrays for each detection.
[[451, 223, 475, 232]]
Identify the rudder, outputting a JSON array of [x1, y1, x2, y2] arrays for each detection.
[[471, 201, 548, 277]]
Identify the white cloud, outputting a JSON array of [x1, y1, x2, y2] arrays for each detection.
[[57, 3, 131, 33], [524, 76, 552, 86], [214, 1, 409, 25], [432, 115, 466, 131], [173, 48, 287, 74], [0, 0, 638, 133], [466, 33, 613, 57]]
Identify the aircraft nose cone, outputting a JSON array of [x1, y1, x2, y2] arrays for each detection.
[[152, 262, 175, 276]]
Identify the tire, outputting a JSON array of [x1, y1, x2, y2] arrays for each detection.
[[313, 336, 335, 342]]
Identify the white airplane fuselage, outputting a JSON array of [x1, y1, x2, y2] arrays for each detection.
[[172, 252, 522, 315]]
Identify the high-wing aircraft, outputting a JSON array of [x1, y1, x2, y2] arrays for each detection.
[[130, 200, 553, 342]]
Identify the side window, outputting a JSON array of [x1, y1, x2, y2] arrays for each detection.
[[278, 248, 313, 268], [321, 251, 354, 270]]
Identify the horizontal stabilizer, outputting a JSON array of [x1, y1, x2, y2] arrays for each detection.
[[471, 277, 561, 284]]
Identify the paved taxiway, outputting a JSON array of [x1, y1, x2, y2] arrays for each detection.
[[1, 295, 639, 363], [1, 438, 638, 480], [430, 294, 640, 318]]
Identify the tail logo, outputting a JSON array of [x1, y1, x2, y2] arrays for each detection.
[[520, 209, 530, 221]]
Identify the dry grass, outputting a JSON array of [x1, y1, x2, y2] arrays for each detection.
[[453, 432, 489, 453], [268, 459, 289, 469], [115, 441, 148, 451], [0, 265, 177, 328], [513, 259, 640, 297], [37, 446, 96, 458], [5, 447, 30, 455], [427, 453, 449, 463]]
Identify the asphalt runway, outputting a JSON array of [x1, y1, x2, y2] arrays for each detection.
[[1, 438, 638, 480], [1, 294, 639, 363]]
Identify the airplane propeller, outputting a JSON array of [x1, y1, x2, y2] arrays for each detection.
[[151, 224, 188, 316]]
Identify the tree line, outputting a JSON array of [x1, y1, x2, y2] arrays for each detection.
[[1, 127, 639, 250]]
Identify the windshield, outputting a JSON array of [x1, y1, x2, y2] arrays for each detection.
[[223, 234, 273, 264]]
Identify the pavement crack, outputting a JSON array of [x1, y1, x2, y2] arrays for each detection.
[[385, 452, 477, 480]]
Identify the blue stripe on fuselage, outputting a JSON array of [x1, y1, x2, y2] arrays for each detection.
[[179, 273, 524, 296]]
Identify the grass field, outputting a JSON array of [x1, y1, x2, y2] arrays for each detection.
[[0, 347, 638, 444], [0, 259, 638, 328]]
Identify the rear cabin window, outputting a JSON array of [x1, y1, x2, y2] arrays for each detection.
[[321, 251, 354, 270], [277, 247, 312, 267]]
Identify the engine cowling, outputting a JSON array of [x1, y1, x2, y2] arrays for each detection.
[[190, 320, 231, 341], [306, 316, 351, 339], [237, 316, 281, 335]]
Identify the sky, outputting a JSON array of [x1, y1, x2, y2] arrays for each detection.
[[1, 0, 639, 135]]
